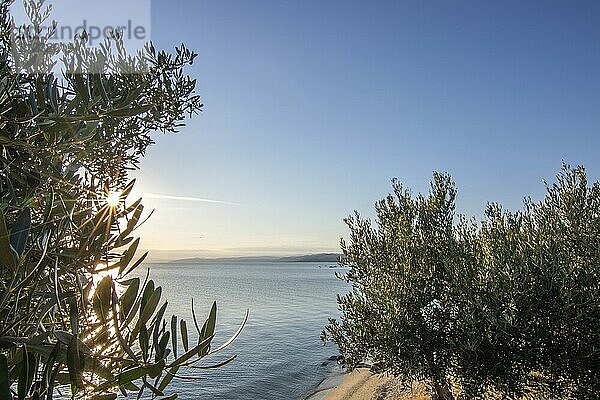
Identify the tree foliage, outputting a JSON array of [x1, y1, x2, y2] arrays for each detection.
[[324, 165, 599, 399], [0, 1, 244, 399]]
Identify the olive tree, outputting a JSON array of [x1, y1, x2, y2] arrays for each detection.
[[323, 173, 468, 400], [324, 165, 599, 399], [0, 1, 243, 399], [458, 164, 600, 398]]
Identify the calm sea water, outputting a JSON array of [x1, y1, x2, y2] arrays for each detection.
[[141, 261, 348, 399]]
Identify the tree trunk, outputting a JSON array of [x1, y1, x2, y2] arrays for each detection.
[[425, 351, 454, 400], [431, 377, 454, 400]]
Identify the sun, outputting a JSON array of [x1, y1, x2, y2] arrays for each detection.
[[105, 191, 121, 207]]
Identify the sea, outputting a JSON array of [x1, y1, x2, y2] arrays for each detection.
[[140, 261, 349, 399]]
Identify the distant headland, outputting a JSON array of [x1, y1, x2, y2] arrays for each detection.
[[170, 253, 341, 264]]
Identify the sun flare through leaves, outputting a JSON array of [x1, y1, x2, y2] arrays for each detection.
[[105, 191, 121, 208]]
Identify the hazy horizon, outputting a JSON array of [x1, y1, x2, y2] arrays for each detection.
[[141, 247, 340, 262]]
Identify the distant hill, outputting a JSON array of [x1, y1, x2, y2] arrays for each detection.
[[278, 253, 341, 262], [171, 253, 341, 264]]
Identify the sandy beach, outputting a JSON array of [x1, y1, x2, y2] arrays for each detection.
[[323, 368, 391, 400], [306, 368, 431, 400]]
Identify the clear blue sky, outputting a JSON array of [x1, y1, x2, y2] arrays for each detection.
[[128, 0, 600, 259]]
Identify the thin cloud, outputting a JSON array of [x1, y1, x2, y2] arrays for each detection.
[[141, 192, 239, 206]]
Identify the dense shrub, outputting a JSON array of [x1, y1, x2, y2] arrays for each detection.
[[324, 165, 599, 399]]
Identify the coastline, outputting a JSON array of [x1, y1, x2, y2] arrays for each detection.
[[304, 365, 347, 400], [305, 367, 392, 400], [306, 368, 430, 400]]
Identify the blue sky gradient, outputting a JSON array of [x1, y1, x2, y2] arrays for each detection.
[[130, 1, 599, 259]]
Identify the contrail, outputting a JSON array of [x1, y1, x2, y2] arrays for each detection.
[[141, 192, 239, 206]]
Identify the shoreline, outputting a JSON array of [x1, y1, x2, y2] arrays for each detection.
[[304, 365, 347, 400], [305, 368, 430, 400], [305, 367, 392, 400]]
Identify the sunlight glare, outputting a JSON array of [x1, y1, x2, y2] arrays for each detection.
[[105, 191, 121, 207], [89, 262, 120, 300]]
